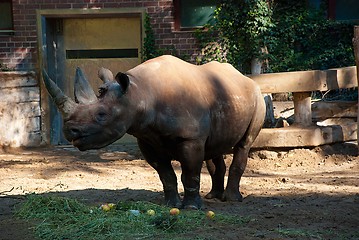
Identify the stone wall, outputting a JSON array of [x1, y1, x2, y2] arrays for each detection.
[[0, 72, 41, 147]]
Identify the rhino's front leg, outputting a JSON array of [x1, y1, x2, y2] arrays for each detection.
[[177, 140, 204, 209], [137, 140, 181, 208]]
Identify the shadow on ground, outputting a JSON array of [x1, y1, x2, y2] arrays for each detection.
[[1, 187, 358, 240]]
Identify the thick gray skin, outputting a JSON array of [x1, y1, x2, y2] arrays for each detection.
[[43, 55, 266, 209]]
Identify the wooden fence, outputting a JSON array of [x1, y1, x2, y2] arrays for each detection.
[[250, 66, 357, 148]]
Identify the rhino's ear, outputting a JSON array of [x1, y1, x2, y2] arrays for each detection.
[[115, 72, 130, 94]]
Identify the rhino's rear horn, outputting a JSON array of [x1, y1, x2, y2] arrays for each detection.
[[42, 69, 77, 119], [74, 67, 97, 104]]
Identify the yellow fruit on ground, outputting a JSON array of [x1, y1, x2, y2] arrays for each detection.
[[206, 210, 215, 219], [147, 209, 155, 216], [169, 208, 180, 215], [108, 203, 116, 210], [101, 204, 111, 212]]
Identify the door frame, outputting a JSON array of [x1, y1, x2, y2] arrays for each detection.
[[36, 8, 146, 145]]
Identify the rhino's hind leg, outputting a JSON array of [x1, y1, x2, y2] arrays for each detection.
[[205, 156, 225, 200], [223, 146, 249, 202], [223, 91, 265, 202], [137, 140, 181, 208]]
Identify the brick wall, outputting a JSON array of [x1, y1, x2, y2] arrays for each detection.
[[0, 0, 199, 71]]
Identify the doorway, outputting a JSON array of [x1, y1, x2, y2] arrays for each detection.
[[38, 9, 145, 145]]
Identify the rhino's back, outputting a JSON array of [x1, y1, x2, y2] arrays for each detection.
[[128, 55, 256, 106], [127, 56, 261, 157]]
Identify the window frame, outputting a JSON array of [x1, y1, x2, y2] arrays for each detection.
[[327, 0, 336, 19], [173, 0, 217, 31], [327, 0, 359, 21], [0, 0, 15, 35]]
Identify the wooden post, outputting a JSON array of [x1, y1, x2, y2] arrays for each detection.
[[353, 26, 359, 152], [251, 57, 275, 128], [293, 92, 312, 126]]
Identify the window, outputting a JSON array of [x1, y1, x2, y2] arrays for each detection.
[[328, 0, 359, 21], [0, 0, 14, 35], [174, 0, 217, 31]]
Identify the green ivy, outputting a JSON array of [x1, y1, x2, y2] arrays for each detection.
[[196, 0, 275, 72], [142, 14, 185, 62], [269, 2, 355, 72], [195, 0, 355, 73], [142, 13, 158, 62]]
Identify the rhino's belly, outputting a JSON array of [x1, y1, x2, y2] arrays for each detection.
[[203, 115, 253, 159], [203, 134, 246, 159]]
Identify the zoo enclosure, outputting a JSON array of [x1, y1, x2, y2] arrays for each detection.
[[250, 66, 358, 148]]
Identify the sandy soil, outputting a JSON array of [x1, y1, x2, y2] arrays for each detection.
[[0, 142, 358, 240]]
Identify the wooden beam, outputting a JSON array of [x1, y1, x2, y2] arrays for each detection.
[[249, 66, 357, 93], [312, 101, 357, 121], [253, 123, 357, 148]]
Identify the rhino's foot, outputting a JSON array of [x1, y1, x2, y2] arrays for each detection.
[[204, 190, 224, 200], [222, 190, 243, 202], [165, 199, 182, 208], [183, 204, 200, 210], [164, 191, 182, 208], [182, 195, 202, 210]]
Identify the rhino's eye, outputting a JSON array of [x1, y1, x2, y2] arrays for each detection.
[[96, 111, 108, 123]]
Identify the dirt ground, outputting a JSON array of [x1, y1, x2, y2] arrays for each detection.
[[0, 142, 358, 240]]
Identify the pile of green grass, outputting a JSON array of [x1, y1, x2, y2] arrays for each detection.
[[16, 195, 250, 240]]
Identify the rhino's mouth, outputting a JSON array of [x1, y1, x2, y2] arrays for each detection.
[[70, 136, 88, 151], [65, 131, 94, 151], [70, 133, 118, 151], [71, 137, 83, 147]]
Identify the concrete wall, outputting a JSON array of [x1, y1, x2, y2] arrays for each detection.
[[0, 71, 41, 147]]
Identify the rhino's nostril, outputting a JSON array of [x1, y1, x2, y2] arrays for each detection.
[[69, 127, 81, 137]]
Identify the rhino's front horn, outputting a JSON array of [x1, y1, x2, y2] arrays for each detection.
[[42, 69, 77, 120], [74, 67, 97, 104]]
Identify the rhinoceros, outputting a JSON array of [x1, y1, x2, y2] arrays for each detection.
[[42, 55, 265, 209]]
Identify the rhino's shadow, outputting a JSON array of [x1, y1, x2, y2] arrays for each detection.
[[51, 188, 164, 206]]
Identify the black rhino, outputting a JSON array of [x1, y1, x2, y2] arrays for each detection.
[[42, 55, 265, 209]]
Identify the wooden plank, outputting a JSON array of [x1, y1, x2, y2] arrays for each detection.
[[0, 72, 37, 88], [0, 87, 40, 103], [312, 101, 357, 121], [253, 123, 357, 148], [249, 66, 357, 93], [274, 101, 357, 120], [316, 118, 356, 127]]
